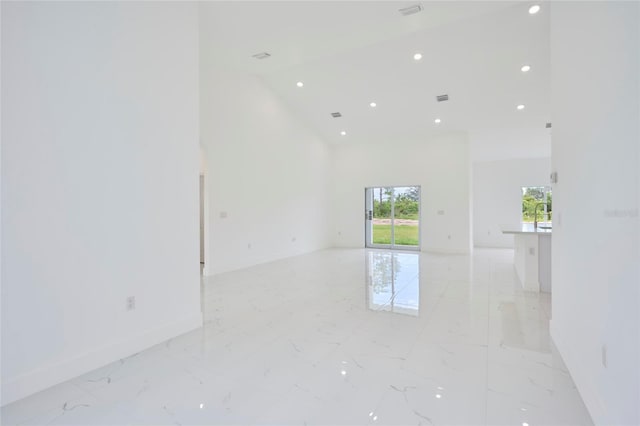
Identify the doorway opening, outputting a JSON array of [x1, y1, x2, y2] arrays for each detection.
[[199, 146, 210, 277], [365, 186, 421, 250], [200, 174, 205, 275]]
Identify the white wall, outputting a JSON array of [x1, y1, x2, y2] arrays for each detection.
[[470, 128, 552, 163], [331, 133, 471, 254], [1, 2, 202, 405], [473, 158, 550, 248], [550, 2, 639, 425], [199, 39, 331, 274]]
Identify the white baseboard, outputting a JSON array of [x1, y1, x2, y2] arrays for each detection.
[[550, 319, 603, 425], [473, 244, 515, 249], [1, 313, 203, 406], [421, 247, 471, 255]]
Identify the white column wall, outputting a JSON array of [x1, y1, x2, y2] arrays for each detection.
[[549, 2, 639, 424], [1, 2, 202, 404]]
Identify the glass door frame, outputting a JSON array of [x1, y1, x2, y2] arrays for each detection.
[[365, 186, 421, 251]]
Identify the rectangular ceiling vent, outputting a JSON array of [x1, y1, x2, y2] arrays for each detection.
[[545, 122, 552, 128], [252, 52, 271, 60], [331, 112, 342, 118], [399, 5, 423, 16], [436, 94, 449, 102]]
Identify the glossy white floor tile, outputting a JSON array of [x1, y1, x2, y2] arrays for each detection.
[[1, 249, 593, 425]]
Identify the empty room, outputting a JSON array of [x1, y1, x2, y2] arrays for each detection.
[[1, 1, 638, 425]]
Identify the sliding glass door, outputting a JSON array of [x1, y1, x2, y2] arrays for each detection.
[[365, 186, 420, 250]]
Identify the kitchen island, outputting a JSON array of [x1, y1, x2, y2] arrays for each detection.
[[502, 224, 551, 293]]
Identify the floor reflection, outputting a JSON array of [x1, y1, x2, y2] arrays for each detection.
[[366, 250, 420, 316]]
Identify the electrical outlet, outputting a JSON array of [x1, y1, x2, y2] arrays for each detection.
[[219, 211, 228, 219], [602, 345, 608, 368], [126, 296, 136, 311], [291, 237, 296, 243]]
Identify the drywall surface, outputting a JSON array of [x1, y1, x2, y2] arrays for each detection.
[[199, 34, 331, 274], [1, 2, 202, 404], [550, 2, 639, 424], [473, 158, 550, 248], [331, 133, 471, 254]]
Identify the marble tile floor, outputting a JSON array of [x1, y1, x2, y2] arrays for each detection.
[[1, 248, 594, 425]]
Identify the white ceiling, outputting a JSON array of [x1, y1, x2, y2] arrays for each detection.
[[200, 1, 551, 160]]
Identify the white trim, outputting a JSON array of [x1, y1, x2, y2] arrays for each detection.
[[1, 313, 203, 406], [550, 320, 603, 425], [365, 185, 421, 251], [421, 248, 471, 255]]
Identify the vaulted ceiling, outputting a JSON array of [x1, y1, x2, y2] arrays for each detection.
[[200, 1, 551, 160]]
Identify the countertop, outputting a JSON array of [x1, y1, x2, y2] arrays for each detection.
[[501, 223, 552, 235]]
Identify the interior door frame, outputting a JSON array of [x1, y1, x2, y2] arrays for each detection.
[[365, 186, 421, 251]]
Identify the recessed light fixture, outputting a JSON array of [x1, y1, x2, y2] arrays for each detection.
[[413, 53, 423, 61], [434, 118, 441, 124], [435, 394, 442, 399], [517, 104, 526, 110], [521, 65, 531, 72], [370, 102, 377, 108], [296, 81, 304, 87], [529, 4, 540, 14], [340, 131, 347, 136]]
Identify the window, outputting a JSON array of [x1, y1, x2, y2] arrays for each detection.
[[522, 186, 552, 224]]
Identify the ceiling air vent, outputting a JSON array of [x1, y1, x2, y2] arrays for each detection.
[[546, 122, 552, 128], [331, 112, 342, 118], [399, 5, 423, 16], [436, 94, 449, 102], [252, 52, 271, 60]]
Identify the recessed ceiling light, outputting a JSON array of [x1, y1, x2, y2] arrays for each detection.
[[413, 53, 423, 61], [370, 102, 377, 108], [434, 118, 441, 124], [517, 104, 526, 110], [529, 4, 540, 14], [340, 131, 347, 136], [296, 81, 304, 87], [521, 65, 531, 72]]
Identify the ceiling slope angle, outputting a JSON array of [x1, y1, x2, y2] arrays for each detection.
[[199, 1, 522, 74], [201, 2, 551, 157]]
